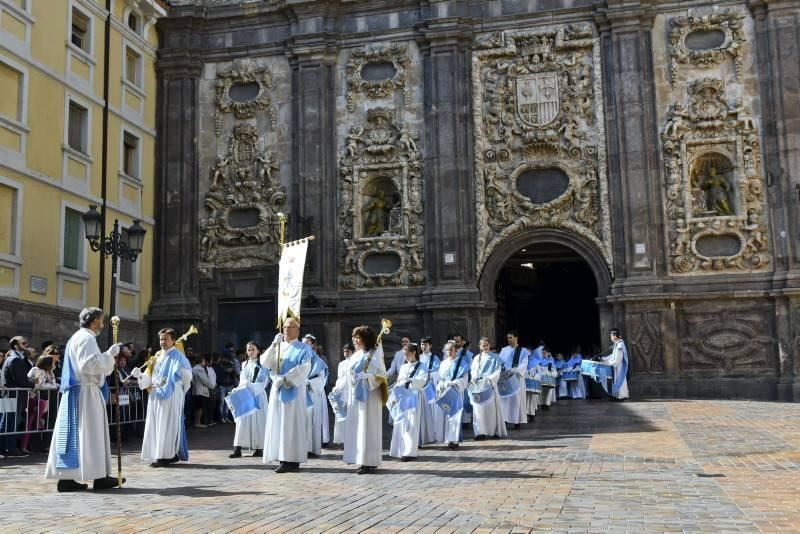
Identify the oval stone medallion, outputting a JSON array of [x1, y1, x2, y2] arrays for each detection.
[[695, 234, 742, 258], [516, 168, 570, 204], [363, 252, 401, 275]]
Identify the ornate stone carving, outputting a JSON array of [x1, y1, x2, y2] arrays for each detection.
[[472, 24, 612, 274], [338, 108, 424, 289], [668, 7, 746, 87], [662, 78, 770, 274], [345, 45, 410, 112], [680, 307, 770, 371], [199, 123, 286, 277], [629, 311, 664, 373], [215, 58, 276, 132]]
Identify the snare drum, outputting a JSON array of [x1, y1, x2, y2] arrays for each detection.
[[435, 385, 463, 415], [562, 370, 580, 382], [467, 379, 493, 405], [496, 370, 520, 398], [525, 378, 542, 394], [540, 374, 557, 388], [388, 385, 418, 423], [328, 387, 347, 420], [225, 387, 258, 422]]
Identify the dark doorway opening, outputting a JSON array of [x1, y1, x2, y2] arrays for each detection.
[[217, 299, 275, 352], [495, 243, 600, 356]]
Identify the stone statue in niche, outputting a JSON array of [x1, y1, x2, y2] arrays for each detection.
[[363, 191, 394, 236], [701, 166, 733, 216], [689, 173, 708, 215]]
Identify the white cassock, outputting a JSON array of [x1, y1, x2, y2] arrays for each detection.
[[567, 356, 586, 399], [418, 352, 440, 444], [470, 352, 507, 439], [603, 340, 629, 399], [261, 340, 312, 464], [389, 361, 427, 458], [557, 364, 569, 398], [526, 363, 541, 415], [233, 359, 270, 450], [497, 345, 528, 425], [343, 345, 386, 468], [139, 347, 193, 462], [436, 357, 469, 443], [306, 355, 330, 455], [540, 365, 557, 406], [45, 328, 116, 482], [331, 357, 352, 445]]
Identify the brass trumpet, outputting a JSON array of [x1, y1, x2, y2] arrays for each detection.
[[137, 325, 199, 382]]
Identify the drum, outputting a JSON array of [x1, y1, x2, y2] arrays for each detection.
[[562, 370, 580, 382], [327, 388, 347, 420], [580, 360, 614, 383], [497, 370, 520, 398], [525, 378, 542, 394], [388, 385, 418, 423], [540, 374, 557, 388], [435, 385, 463, 415], [467, 379, 493, 405], [225, 387, 258, 422], [423, 381, 436, 404]]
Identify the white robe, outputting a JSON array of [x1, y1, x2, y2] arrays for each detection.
[[261, 341, 312, 464], [332, 357, 351, 445], [306, 361, 330, 455], [418, 353, 440, 444], [343, 346, 386, 467], [45, 328, 115, 482], [540, 366, 557, 406], [233, 359, 269, 450], [470, 353, 507, 439], [526, 365, 541, 415], [139, 351, 192, 462], [603, 340, 630, 399], [498, 345, 528, 424], [389, 361, 426, 458], [436, 357, 468, 444]]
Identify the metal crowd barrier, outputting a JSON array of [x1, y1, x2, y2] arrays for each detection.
[[0, 385, 147, 439]]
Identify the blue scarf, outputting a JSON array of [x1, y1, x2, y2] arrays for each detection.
[[353, 349, 378, 403], [245, 359, 270, 409], [277, 341, 312, 403], [306, 352, 329, 407], [151, 347, 191, 401], [567, 354, 583, 368], [475, 352, 501, 379]]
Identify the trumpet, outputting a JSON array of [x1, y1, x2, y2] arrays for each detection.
[[137, 324, 199, 374]]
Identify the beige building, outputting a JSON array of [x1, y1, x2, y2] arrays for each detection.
[[0, 0, 164, 347]]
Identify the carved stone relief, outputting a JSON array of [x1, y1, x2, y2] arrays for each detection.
[[679, 306, 771, 371], [199, 123, 286, 279], [628, 311, 664, 373], [668, 7, 746, 87], [214, 58, 277, 135], [339, 108, 424, 289], [662, 78, 769, 273], [472, 24, 613, 275], [345, 44, 410, 113]]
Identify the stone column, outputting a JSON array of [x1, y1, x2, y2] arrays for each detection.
[[286, 38, 338, 294], [147, 60, 204, 337]]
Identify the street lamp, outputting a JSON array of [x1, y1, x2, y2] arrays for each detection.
[[81, 204, 146, 344]]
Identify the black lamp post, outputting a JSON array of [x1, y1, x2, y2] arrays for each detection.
[[81, 204, 146, 345]]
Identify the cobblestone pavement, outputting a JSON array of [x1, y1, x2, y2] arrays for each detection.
[[2, 399, 800, 533]]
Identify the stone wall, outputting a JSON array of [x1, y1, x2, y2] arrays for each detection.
[[152, 0, 800, 400]]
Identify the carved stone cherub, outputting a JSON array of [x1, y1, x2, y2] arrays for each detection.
[[398, 127, 418, 154], [211, 155, 229, 190], [346, 126, 364, 159], [256, 151, 278, 184]]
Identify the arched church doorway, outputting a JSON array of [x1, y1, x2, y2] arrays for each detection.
[[494, 242, 601, 357]]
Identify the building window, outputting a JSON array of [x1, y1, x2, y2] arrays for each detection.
[[123, 132, 139, 178], [71, 8, 90, 52], [0, 184, 18, 256], [127, 13, 139, 33], [125, 47, 141, 87], [67, 101, 88, 154], [119, 228, 134, 284], [0, 62, 23, 122], [63, 207, 83, 271]]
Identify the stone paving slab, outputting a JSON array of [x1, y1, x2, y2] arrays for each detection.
[[1, 399, 799, 533]]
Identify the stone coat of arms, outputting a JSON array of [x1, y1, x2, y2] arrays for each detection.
[[516, 73, 560, 127]]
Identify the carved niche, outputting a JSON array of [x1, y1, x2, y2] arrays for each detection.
[[662, 78, 769, 273], [214, 58, 277, 135], [473, 25, 613, 274], [339, 108, 424, 289], [668, 7, 746, 87], [345, 44, 410, 113], [199, 123, 286, 278]]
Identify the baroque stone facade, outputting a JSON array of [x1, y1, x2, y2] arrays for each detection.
[[151, 0, 800, 401]]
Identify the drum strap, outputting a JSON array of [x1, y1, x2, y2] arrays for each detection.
[[451, 351, 466, 380], [511, 346, 522, 368], [406, 360, 422, 388]]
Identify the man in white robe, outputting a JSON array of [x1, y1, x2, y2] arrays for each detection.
[[343, 325, 387, 474], [498, 330, 529, 430], [470, 338, 507, 440], [45, 307, 123, 491], [389, 343, 427, 460], [261, 318, 313, 473], [385, 336, 410, 382], [603, 328, 629, 400], [437, 342, 469, 449], [230, 341, 270, 457], [303, 334, 329, 457], [134, 328, 193, 467], [418, 337, 441, 444]]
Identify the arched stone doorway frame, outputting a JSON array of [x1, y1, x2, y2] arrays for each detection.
[[478, 228, 613, 305]]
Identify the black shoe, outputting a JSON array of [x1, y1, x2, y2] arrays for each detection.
[[543, 405, 550, 410], [512, 424, 521, 430], [289, 462, 300, 472], [447, 442, 459, 450], [150, 459, 170, 468], [474, 435, 488, 441], [356, 465, 376, 474], [93, 476, 125, 490], [252, 449, 263, 457], [321, 442, 332, 449], [167, 455, 179, 464], [229, 447, 242, 458], [307, 452, 319, 458], [57, 479, 88, 492], [274, 462, 290, 473], [399, 456, 414, 462]]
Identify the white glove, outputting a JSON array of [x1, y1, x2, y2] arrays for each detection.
[[274, 375, 285, 389], [131, 367, 143, 379], [273, 333, 284, 345], [107, 343, 121, 357], [396, 378, 409, 387], [357, 372, 371, 380]]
